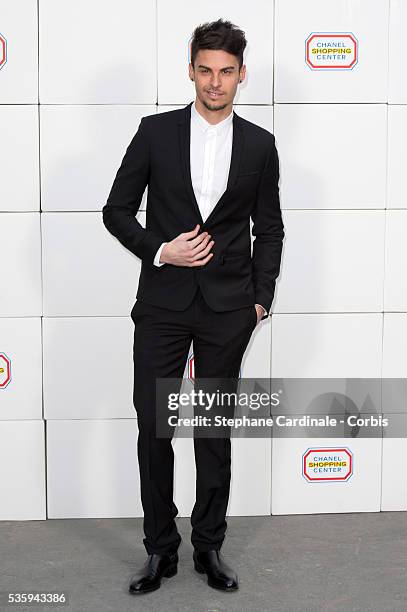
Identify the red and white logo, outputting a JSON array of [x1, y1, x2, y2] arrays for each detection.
[[0, 353, 12, 389], [0, 33, 7, 71], [187, 353, 195, 381], [302, 447, 353, 482], [305, 33, 358, 70]]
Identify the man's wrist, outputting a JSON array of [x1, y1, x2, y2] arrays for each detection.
[[153, 242, 168, 267]]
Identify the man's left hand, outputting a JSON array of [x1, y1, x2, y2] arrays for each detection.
[[254, 304, 267, 325]]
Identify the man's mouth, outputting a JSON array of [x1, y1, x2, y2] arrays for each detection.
[[207, 91, 223, 98]]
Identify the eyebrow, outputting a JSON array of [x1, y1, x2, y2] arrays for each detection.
[[197, 65, 236, 70]]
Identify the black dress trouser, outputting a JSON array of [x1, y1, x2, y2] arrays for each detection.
[[131, 284, 257, 555]]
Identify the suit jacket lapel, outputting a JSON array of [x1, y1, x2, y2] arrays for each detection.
[[177, 101, 244, 227]]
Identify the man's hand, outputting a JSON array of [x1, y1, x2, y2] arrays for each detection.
[[254, 305, 272, 325], [254, 304, 263, 325], [160, 224, 215, 267]]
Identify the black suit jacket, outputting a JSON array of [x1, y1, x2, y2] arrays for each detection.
[[102, 101, 284, 320]]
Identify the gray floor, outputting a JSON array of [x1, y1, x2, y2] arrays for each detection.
[[1, 513, 407, 612]]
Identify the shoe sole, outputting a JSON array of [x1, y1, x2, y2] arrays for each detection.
[[193, 561, 238, 591], [129, 563, 178, 595]]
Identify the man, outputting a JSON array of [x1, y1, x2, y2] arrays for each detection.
[[102, 18, 284, 594]]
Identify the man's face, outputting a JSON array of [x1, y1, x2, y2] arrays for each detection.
[[188, 49, 245, 112]]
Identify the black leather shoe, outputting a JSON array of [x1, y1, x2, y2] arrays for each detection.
[[129, 552, 178, 594], [193, 549, 238, 591]]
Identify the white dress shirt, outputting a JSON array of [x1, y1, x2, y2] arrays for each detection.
[[152, 100, 266, 318]]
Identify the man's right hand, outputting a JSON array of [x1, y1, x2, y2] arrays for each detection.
[[160, 224, 215, 267]]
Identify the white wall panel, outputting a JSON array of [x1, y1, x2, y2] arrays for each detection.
[[271, 314, 383, 378], [0, 105, 39, 212], [157, 0, 274, 104], [275, 104, 387, 210], [40, 105, 156, 211], [271, 437, 381, 515], [39, 0, 157, 104], [382, 413, 407, 510], [274, 0, 389, 103], [274, 210, 385, 314], [43, 316, 135, 419], [387, 105, 407, 209], [0, 420, 46, 520], [0, 213, 42, 317], [42, 211, 144, 316], [388, 0, 407, 103], [228, 438, 272, 515], [382, 313, 407, 378], [0, 318, 42, 419], [0, 0, 38, 103], [384, 210, 407, 311], [46, 419, 142, 518]]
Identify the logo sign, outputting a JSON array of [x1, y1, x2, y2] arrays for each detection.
[[0, 353, 12, 389], [302, 447, 353, 482], [0, 32, 7, 71], [187, 353, 194, 381], [305, 32, 358, 70]]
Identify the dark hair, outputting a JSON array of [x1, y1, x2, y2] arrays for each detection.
[[190, 18, 247, 69]]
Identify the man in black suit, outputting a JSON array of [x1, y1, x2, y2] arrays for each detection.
[[102, 18, 284, 594]]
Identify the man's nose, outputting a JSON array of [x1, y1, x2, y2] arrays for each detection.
[[210, 75, 221, 88]]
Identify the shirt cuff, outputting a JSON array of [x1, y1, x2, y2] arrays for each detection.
[[153, 242, 167, 267]]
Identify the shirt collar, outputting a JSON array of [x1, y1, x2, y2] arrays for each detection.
[[191, 100, 233, 133]]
